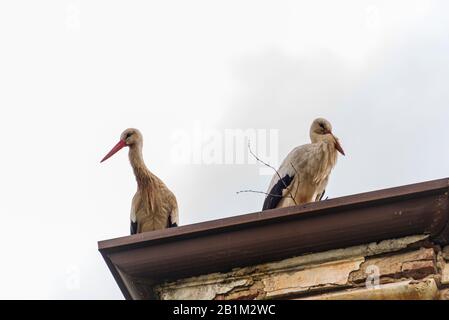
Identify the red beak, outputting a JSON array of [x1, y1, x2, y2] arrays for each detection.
[[331, 134, 345, 156], [100, 140, 127, 163], [325, 130, 345, 156], [334, 139, 345, 156]]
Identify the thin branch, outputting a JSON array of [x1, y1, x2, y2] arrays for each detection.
[[236, 190, 284, 198], [237, 141, 297, 205], [289, 162, 299, 175], [290, 162, 300, 200], [247, 142, 290, 191]]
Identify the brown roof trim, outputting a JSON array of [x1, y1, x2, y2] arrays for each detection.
[[98, 178, 449, 299]]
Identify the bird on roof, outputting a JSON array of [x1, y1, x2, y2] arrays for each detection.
[[262, 118, 345, 210], [101, 128, 178, 234]]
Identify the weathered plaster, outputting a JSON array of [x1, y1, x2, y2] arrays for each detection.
[[155, 235, 430, 300], [300, 279, 439, 300]]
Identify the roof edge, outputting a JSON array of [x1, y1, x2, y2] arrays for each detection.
[[98, 177, 449, 300], [98, 178, 449, 252]]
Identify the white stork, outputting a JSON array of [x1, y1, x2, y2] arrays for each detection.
[[262, 118, 345, 210], [101, 128, 178, 234]]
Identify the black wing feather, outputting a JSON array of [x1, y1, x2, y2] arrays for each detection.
[[169, 221, 178, 228], [262, 174, 293, 210], [130, 220, 138, 235], [168, 213, 178, 228]]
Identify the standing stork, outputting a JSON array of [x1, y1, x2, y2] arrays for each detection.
[[262, 118, 345, 210], [101, 128, 178, 234]]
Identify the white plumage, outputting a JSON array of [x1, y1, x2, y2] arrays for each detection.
[[262, 118, 345, 210], [101, 128, 179, 234]]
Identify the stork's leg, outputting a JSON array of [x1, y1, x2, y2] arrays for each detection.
[[315, 190, 325, 202]]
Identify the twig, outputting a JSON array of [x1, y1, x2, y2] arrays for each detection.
[[237, 142, 297, 205], [236, 190, 284, 197], [247, 142, 288, 190], [290, 162, 300, 200]]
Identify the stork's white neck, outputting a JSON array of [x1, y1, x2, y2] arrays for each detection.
[[128, 145, 154, 187], [320, 138, 339, 168], [310, 132, 330, 144]]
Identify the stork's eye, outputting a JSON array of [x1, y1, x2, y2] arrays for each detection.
[[126, 132, 133, 139], [319, 123, 325, 129]]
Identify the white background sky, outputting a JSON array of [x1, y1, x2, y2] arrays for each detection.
[[1, 1, 449, 299]]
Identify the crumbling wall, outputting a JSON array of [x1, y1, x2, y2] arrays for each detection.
[[154, 234, 449, 300]]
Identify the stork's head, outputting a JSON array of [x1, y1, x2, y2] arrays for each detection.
[[310, 118, 345, 156], [100, 128, 143, 163]]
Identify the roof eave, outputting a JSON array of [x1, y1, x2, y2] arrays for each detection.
[[99, 178, 449, 299]]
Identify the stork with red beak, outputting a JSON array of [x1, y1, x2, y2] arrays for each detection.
[[101, 128, 178, 234], [262, 118, 345, 210]]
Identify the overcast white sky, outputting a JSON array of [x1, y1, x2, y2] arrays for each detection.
[[1, 0, 449, 299]]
